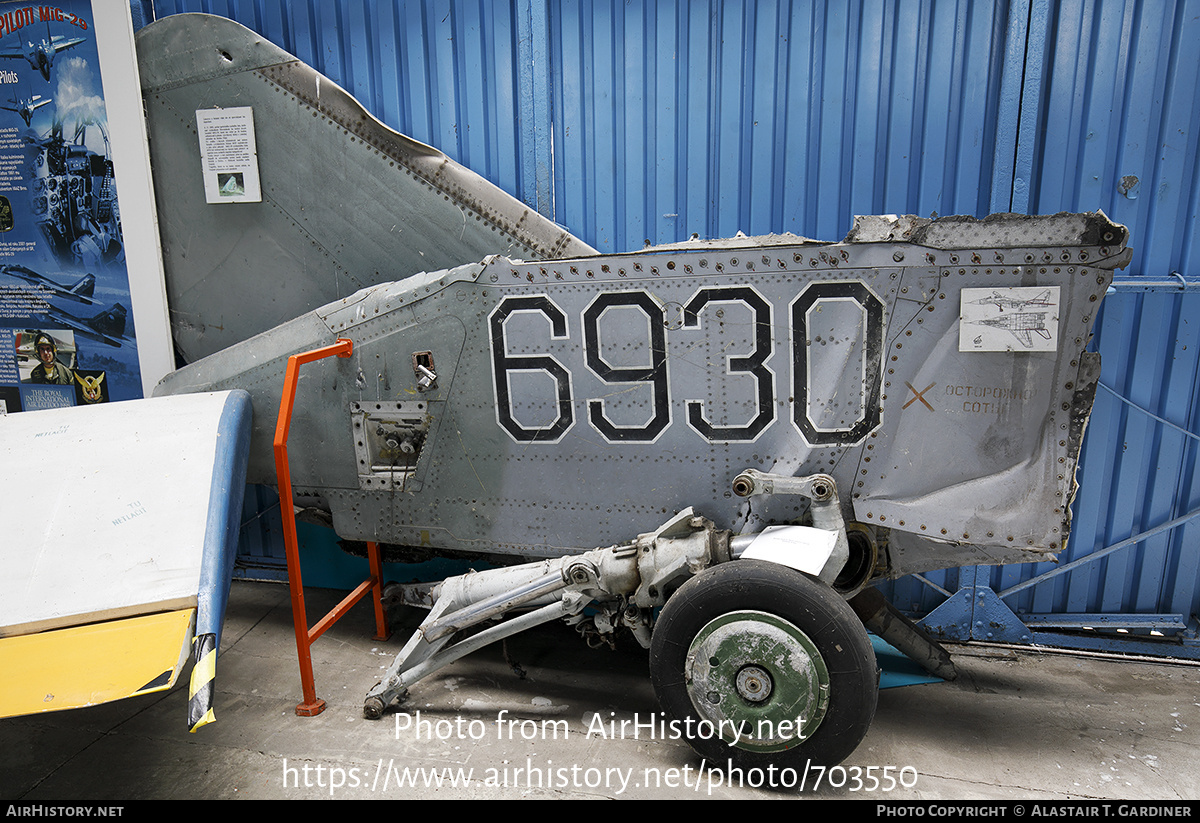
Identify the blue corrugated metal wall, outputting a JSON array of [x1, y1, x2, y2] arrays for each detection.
[[546, 0, 1016, 247], [881, 0, 1200, 654], [143, 0, 1200, 654]]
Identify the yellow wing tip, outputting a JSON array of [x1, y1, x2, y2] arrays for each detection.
[[0, 609, 194, 719]]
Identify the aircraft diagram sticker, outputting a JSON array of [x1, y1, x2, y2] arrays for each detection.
[[959, 286, 1060, 352]]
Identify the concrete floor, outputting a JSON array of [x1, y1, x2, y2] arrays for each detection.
[[2, 579, 1197, 801]]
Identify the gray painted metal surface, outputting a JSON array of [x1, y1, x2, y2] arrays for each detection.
[[141, 1, 1200, 652], [136, 13, 594, 363], [156, 212, 1128, 583]]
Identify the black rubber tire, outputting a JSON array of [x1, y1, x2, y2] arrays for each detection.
[[650, 560, 878, 771]]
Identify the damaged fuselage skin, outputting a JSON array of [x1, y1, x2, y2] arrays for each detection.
[[155, 211, 1129, 588], [139, 13, 1133, 775]]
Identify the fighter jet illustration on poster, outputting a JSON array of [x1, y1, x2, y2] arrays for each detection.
[[971, 311, 1054, 348], [0, 88, 51, 127], [0, 20, 86, 81], [36, 300, 129, 348], [0, 263, 129, 348], [0, 265, 94, 304], [969, 288, 1055, 312]]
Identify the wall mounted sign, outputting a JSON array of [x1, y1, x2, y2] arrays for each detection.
[[0, 0, 171, 414], [196, 106, 261, 204]]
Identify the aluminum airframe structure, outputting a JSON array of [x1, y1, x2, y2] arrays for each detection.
[[140, 14, 1130, 771], [157, 216, 1126, 575]]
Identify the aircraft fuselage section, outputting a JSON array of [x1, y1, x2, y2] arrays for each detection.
[[155, 215, 1127, 576]]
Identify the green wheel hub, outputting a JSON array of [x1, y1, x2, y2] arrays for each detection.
[[684, 610, 830, 753]]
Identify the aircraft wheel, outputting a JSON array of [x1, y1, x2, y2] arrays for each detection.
[[650, 560, 878, 771], [363, 696, 386, 720]]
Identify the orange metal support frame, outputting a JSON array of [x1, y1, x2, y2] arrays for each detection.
[[272, 338, 390, 716]]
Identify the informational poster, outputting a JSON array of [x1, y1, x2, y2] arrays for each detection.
[[0, 1, 172, 414], [196, 106, 261, 203]]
